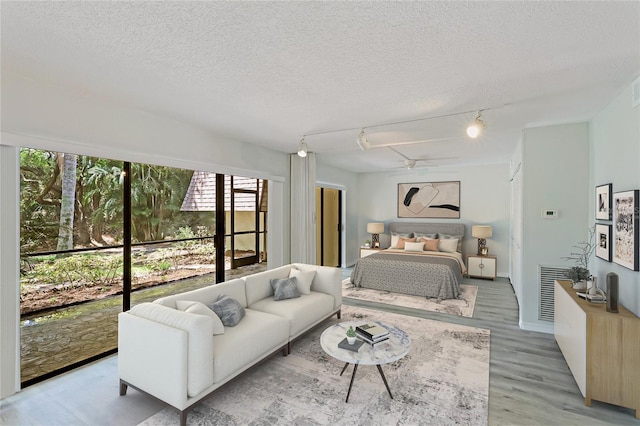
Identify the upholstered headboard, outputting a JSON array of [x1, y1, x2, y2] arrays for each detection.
[[388, 222, 466, 256]]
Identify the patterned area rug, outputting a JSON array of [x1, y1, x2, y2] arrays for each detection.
[[139, 305, 490, 426], [342, 278, 478, 318]]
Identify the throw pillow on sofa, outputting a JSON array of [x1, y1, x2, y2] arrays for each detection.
[[289, 268, 315, 294], [270, 277, 301, 301], [208, 294, 245, 327], [175, 300, 225, 335]]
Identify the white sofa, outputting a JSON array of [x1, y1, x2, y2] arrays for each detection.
[[118, 263, 342, 425]]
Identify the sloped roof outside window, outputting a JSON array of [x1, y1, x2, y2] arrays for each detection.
[[181, 172, 267, 212]]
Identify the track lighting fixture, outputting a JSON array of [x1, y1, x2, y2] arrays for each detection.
[[297, 138, 308, 157], [466, 111, 486, 139], [356, 128, 371, 151]]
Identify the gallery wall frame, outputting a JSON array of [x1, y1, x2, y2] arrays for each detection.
[[595, 223, 612, 262], [612, 189, 639, 271], [397, 181, 460, 219], [595, 183, 612, 221]]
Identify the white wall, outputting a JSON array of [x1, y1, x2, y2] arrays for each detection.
[[590, 82, 640, 316], [355, 164, 511, 276], [519, 123, 590, 333]]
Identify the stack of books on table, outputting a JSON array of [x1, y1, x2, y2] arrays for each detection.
[[355, 323, 390, 345]]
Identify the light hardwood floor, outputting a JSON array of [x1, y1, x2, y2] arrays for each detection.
[[1, 272, 638, 425]]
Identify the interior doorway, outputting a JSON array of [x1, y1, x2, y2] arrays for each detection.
[[315, 187, 342, 267]]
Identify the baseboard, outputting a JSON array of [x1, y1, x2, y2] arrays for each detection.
[[519, 320, 554, 334]]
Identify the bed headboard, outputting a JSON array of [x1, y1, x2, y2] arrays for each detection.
[[388, 222, 465, 239], [388, 222, 467, 257]]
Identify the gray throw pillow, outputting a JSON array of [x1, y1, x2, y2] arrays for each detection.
[[208, 294, 245, 327], [270, 277, 301, 301]]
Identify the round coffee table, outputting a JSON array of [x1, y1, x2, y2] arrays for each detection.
[[320, 320, 411, 402]]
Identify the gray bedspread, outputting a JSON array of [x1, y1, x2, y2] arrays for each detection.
[[350, 252, 463, 300]]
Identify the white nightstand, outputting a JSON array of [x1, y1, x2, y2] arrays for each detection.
[[359, 247, 383, 258], [467, 255, 497, 280]]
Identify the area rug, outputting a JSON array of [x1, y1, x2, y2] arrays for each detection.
[[139, 305, 490, 426], [342, 278, 478, 318]]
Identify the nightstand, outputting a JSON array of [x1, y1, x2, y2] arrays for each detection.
[[359, 247, 383, 258], [467, 255, 497, 280]]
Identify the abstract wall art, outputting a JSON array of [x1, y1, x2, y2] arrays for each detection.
[[398, 181, 460, 219]]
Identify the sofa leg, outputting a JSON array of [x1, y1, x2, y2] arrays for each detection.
[[180, 410, 188, 426], [282, 345, 289, 357], [119, 380, 128, 396], [336, 309, 341, 319]]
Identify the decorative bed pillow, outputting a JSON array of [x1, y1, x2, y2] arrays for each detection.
[[390, 232, 413, 248], [439, 233, 464, 252], [394, 236, 416, 249], [289, 268, 315, 295], [414, 232, 438, 240], [439, 238, 458, 253], [404, 241, 425, 252], [176, 300, 225, 335], [208, 294, 246, 327], [422, 238, 440, 252], [270, 277, 301, 301]]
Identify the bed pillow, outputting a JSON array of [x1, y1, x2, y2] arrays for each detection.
[[176, 300, 225, 335], [404, 241, 425, 252], [289, 268, 315, 295], [439, 233, 464, 252], [422, 238, 440, 252], [394, 236, 416, 249], [414, 232, 438, 240], [208, 294, 246, 327], [270, 277, 301, 301], [439, 238, 458, 253], [390, 232, 413, 248]]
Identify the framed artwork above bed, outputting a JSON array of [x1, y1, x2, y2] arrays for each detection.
[[398, 181, 460, 219]]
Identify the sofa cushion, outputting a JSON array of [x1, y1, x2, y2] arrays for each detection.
[[292, 264, 342, 309], [270, 277, 301, 301], [176, 301, 225, 335], [289, 268, 315, 295], [249, 292, 334, 338], [212, 309, 289, 383], [129, 303, 214, 398], [153, 278, 248, 308], [244, 265, 293, 306], [209, 294, 246, 327]]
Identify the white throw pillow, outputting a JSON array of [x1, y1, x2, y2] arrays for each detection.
[[438, 238, 458, 253], [404, 241, 425, 252], [289, 268, 315, 294], [176, 300, 225, 335]]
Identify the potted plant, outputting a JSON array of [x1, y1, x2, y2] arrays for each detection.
[[364, 239, 371, 248], [346, 326, 357, 345], [563, 226, 595, 290]]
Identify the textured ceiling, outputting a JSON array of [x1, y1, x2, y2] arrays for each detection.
[[2, 1, 639, 172]]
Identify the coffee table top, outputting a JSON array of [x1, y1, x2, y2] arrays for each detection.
[[320, 320, 411, 365]]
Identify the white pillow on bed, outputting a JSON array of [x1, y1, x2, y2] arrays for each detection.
[[440, 233, 464, 252], [404, 241, 425, 252], [438, 238, 458, 253]]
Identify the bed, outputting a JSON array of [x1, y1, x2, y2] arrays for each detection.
[[350, 222, 466, 300]]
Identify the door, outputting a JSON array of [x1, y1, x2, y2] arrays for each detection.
[[315, 187, 342, 267]]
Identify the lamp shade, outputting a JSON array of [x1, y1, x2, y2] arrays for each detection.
[[367, 222, 384, 234], [472, 225, 493, 239]]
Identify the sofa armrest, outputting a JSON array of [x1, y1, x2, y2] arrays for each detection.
[[292, 264, 342, 309]]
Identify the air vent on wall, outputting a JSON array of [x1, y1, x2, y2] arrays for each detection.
[[633, 75, 640, 108], [538, 265, 570, 322]]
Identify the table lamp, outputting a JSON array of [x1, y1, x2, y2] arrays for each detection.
[[472, 225, 492, 255], [367, 222, 384, 248]]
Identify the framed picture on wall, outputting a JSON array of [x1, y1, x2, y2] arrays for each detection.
[[397, 181, 460, 219], [595, 223, 612, 262], [595, 183, 612, 221], [613, 190, 639, 271]]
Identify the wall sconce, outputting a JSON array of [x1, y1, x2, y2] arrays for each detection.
[[472, 225, 493, 255], [367, 222, 384, 248]]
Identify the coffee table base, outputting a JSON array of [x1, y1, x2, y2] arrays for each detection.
[[339, 362, 394, 403]]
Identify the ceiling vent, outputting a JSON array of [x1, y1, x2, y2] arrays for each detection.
[[633, 75, 640, 108]]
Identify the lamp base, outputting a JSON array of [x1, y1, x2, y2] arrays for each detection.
[[477, 238, 487, 255], [371, 233, 380, 249]]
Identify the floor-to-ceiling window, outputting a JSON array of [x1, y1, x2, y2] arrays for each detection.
[[19, 148, 267, 386]]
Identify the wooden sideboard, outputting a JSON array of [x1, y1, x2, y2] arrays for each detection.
[[554, 279, 640, 418]]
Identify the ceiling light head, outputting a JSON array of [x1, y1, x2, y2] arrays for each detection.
[[466, 111, 486, 139], [405, 159, 416, 169], [297, 138, 308, 157], [356, 128, 370, 151]]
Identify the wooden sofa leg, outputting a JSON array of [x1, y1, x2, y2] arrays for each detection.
[[119, 380, 128, 396], [180, 410, 188, 426], [337, 309, 341, 319]]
